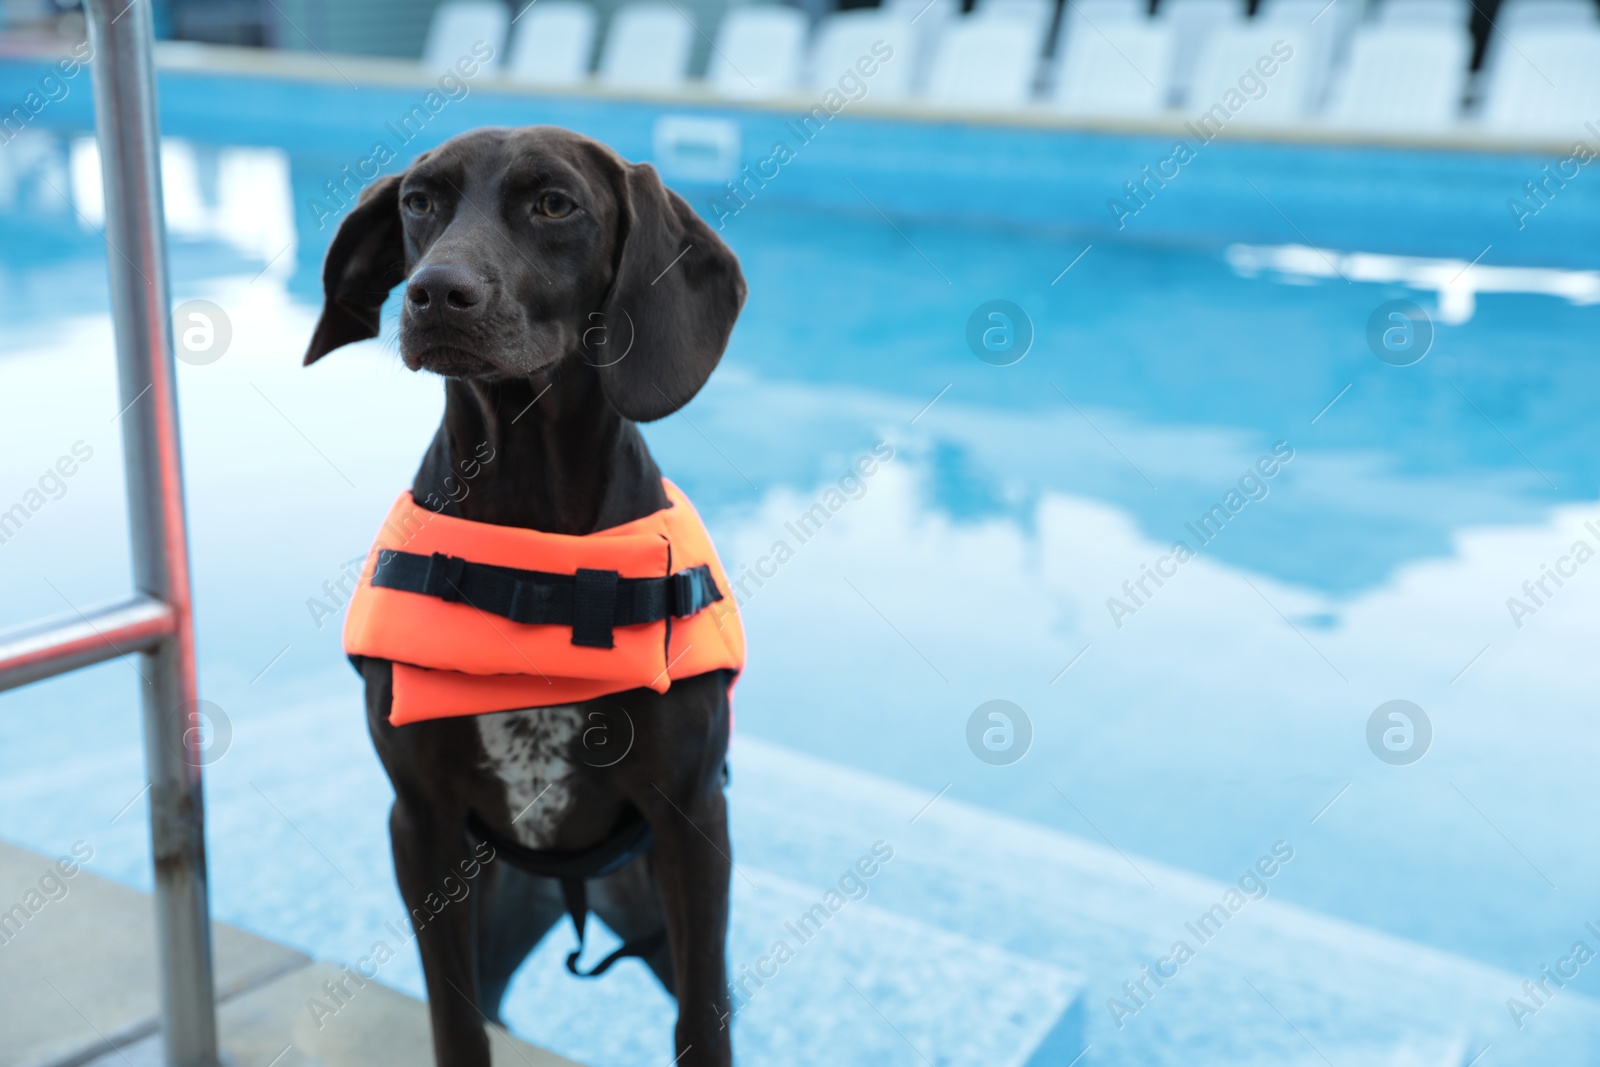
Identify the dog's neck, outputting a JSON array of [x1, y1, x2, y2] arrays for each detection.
[[411, 364, 668, 535]]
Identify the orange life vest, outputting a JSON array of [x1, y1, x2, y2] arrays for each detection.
[[344, 479, 744, 726]]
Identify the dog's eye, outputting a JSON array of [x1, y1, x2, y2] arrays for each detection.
[[403, 192, 432, 215], [535, 193, 575, 219]]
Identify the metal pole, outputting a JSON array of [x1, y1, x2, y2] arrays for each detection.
[[82, 3, 221, 1065], [0, 596, 174, 691]]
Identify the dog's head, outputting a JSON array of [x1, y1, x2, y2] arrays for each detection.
[[302, 126, 746, 422]]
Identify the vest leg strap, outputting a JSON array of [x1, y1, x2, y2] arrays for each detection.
[[560, 875, 668, 978], [464, 808, 668, 980]]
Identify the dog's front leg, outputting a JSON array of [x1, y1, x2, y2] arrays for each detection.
[[644, 779, 735, 1066], [390, 796, 491, 1067]]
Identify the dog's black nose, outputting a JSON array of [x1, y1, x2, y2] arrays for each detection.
[[406, 264, 486, 314]]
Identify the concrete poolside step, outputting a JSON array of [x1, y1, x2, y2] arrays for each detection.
[[0, 837, 307, 1067], [80, 961, 581, 1067], [0, 839, 578, 1067]]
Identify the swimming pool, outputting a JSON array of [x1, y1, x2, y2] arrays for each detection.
[[3, 43, 1600, 1066]]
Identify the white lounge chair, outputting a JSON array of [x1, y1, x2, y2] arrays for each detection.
[[1495, 0, 1598, 30], [598, 2, 694, 91], [1256, 0, 1360, 113], [1051, 17, 1175, 115], [422, 0, 510, 71], [1481, 26, 1600, 135], [506, 1, 598, 86], [1324, 22, 1470, 131], [809, 9, 919, 99], [1479, 0, 1596, 92], [1375, 0, 1471, 23], [885, 0, 960, 90], [1051, 0, 1146, 92], [1155, 0, 1247, 107], [708, 5, 810, 98], [1257, 0, 1359, 28], [976, 0, 1057, 44], [1185, 24, 1315, 122], [925, 12, 1044, 106], [1059, 0, 1149, 38]]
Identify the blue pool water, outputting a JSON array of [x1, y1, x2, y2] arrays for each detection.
[[3, 50, 1600, 1066]]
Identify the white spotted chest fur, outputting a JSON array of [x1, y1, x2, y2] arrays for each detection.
[[475, 705, 585, 849]]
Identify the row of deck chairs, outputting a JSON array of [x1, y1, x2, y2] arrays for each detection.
[[422, 0, 1600, 135]]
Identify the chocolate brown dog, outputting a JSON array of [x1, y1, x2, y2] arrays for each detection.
[[303, 126, 746, 1067]]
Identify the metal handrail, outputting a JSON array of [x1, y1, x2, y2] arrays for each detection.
[[0, 2, 221, 1065], [0, 597, 175, 691]]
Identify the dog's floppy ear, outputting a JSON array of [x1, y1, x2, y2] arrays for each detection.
[[303, 174, 406, 366], [596, 161, 746, 422]]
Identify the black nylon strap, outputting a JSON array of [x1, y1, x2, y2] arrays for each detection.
[[465, 808, 666, 979], [467, 808, 653, 881], [555, 875, 667, 977], [370, 550, 722, 648], [572, 569, 619, 649]]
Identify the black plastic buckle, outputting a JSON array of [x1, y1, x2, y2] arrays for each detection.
[[424, 552, 467, 602], [671, 568, 709, 617]]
